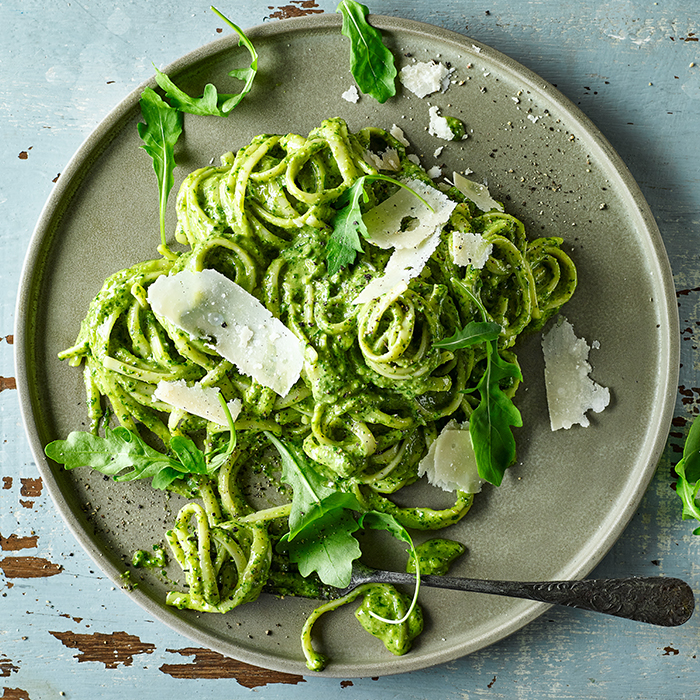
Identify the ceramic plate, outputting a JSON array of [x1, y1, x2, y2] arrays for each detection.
[[16, 14, 678, 677]]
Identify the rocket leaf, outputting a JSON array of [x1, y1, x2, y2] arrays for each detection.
[[337, 0, 397, 103], [153, 7, 258, 117], [435, 279, 522, 486], [137, 87, 183, 249]]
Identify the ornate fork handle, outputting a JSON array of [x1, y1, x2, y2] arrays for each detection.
[[351, 568, 694, 627]]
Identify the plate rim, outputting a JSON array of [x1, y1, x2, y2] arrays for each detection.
[[14, 12, 680, 677]]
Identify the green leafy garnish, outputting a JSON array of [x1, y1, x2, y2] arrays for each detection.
[[432, 321, 502, 350], [336, 0, 397, 103], [265, 432, 362, 538], [45, 394, 237, 490], [265, 432, 420, 591], [434, 279, 523, 486], [137, 87, 183, 249], [326, 174, 434, 275], [675, 414, 700, 534], [138, 7, 256, 251], [154, 7, 258, 117]]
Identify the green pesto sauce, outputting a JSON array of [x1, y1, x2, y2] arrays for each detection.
[[132, 543, 167, 569], [406, 538, 466, 575], [444, 116, 466, 140], [354, 585, 423, 656]]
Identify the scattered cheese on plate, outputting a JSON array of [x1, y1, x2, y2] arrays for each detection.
[[400, 61, 453, 98], [147, 268, 304, 397], [341, 85, 360, 103], [542, 317, 610, 430], [428, 106, 457, 140], [417, 420, 483, 493]]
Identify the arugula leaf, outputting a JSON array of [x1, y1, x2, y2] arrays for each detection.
[[359, 511, 421, 625], [137, 87, 183, 249], [336, 0, 397, 103], [433, 321, 502, 351], [435, 279, 523, 486], [359, 510, 412, 546], [326, 174, 434, 275], [154, 8, 258, 117], [326, 178, 369, 276], [45, 426, 182, 486], [286, 508, 363, 588], [675, 415, 700, 534], [206, 392, 238, 471], [45, 395, 237, 491], [469, 341, 523, 486], [265, 432, 362, 538]]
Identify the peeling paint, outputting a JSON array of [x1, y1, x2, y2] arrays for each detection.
[[267, 1, 324, 21], [0, 378, 16, 392], [0, 556, 62, 578], [0, 533, 38, 551], [0, 656, 19, 678], [1, 478, 11, 490], [159, 648, 305, 687], [0, 689, 30, 700], [49, 631, 156, 669], [19, 478, 42, 498]]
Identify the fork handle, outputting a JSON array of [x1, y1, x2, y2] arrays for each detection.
[[364, 571, 694, 627]]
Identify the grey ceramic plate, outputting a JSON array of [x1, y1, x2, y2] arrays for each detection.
[[16, 14, 678, 677]]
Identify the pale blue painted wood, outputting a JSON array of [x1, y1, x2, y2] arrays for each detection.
[[2, 1, 699, 697]]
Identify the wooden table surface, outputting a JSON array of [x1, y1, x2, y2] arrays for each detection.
[[3, 0, 699, 697]]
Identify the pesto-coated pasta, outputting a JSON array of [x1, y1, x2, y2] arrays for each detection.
[[58, 117, 576, 669]]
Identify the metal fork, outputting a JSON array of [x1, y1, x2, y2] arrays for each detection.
[[329, 562, 694, 626]]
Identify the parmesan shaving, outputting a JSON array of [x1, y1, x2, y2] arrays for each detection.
[[353, 179, 457, 304], [417, 420, 483, 493], [362, 178, 456, 250], [542, 317, 610, 430], [352, 231, 441, 305], [449, 230, 492, 268], [452, 171, 504, 213], [147, 269, 304, 397], [154, 380, 242, 426]]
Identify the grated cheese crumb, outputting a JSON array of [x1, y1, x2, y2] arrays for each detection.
[[341, 85, 360, 103], [399, 61, 453, 98]]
